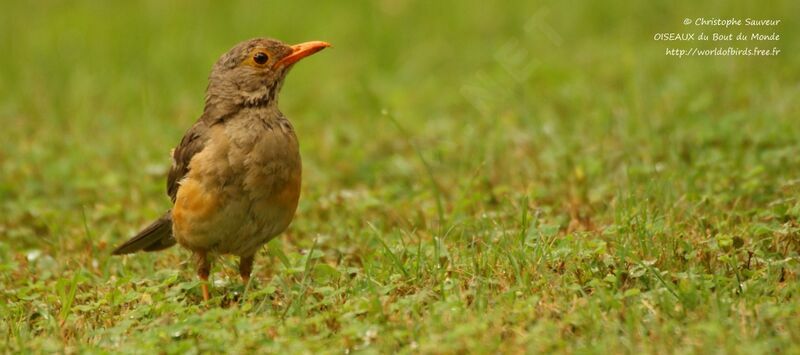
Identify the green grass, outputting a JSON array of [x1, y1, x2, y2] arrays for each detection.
[[1, 1, 799, 353]]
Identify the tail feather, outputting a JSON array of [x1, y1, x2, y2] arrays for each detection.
[[112, 211, 176, 255]]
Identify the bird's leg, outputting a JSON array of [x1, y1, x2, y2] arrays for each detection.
[[239, 255, 255, 286], [196, 250, 211, 301]]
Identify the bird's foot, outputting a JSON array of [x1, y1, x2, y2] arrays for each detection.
[[201, 282, 210, 302]]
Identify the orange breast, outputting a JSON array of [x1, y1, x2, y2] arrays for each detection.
[[276, 173, 301, 208], [172, 178, 221, 239]]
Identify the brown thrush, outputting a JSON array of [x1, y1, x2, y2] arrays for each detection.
[[112, 38, 330, 301]]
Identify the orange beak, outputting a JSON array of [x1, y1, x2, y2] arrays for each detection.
[[274, 41, 331, 69]]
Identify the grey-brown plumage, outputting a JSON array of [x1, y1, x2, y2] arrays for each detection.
[[111, 38, 330, 301], [111, 213, 174, 254]]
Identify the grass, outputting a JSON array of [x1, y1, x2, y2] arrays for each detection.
[[1, 0, 799, 353]]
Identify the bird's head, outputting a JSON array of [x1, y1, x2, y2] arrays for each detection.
[[204, 38, 330, 114]]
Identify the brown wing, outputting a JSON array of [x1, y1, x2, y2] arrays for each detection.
[[167, 120, 212, 202]]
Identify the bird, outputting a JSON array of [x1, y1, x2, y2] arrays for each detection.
[[111, 38, 330, 301]]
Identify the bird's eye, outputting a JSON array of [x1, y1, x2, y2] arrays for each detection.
[[253, 52, 269, 65]]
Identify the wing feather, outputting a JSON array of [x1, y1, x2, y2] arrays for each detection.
[[167, 120, 212, 202]]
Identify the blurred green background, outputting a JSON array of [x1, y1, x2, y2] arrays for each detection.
[[1, 0, 799, 353]]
